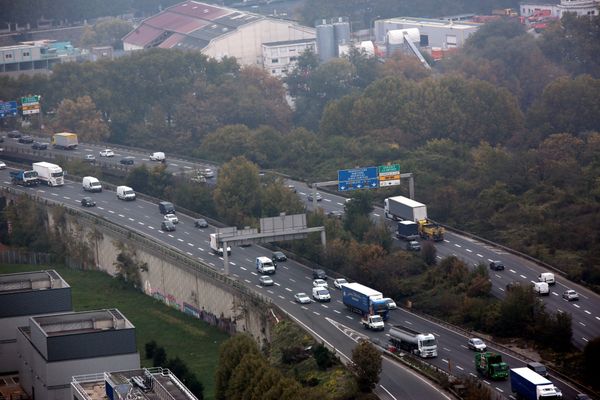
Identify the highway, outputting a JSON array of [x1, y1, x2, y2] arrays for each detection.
[[0, 168, 591, 400], [0, 139, 600, 399]]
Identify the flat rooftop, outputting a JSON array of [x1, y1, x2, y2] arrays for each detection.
[[380, 16, 481, 30], [0, 270, 69, 294], [72, 368, 197, 400], [31, 309, 134, 336]]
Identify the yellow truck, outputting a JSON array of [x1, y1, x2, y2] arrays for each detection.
[[417, 219, 445, 241], [51, 132, 78, 150]]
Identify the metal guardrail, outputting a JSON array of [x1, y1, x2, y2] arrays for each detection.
[[0, 185, 271, 308]]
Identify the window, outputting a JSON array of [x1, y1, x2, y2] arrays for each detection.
[[23, 51, 30, 56], [5, 53, 12, 59], [446, 35, 457, 45], [420, 35, 429, 46], [290, 56, 297, 61], [271, 58, 279, 64]]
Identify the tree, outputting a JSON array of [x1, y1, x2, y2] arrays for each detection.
[[80, 18, 134, 49], [215, 334, 260, 400], [145, 340, 157, 359], [313, 343, 334, 370], [153, 346, 167, 366], [350, 340, 382, 392], [53, 95, 110, 142], [212, 156, 261, 226], [583, 336, 600, 387]]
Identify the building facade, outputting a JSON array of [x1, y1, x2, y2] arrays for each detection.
[[0, 40, 77, 76], [262, 38, 316, 77], [0, 270, 72, 373], [520, 0, 599, 16], [16, 309, 140, 400]]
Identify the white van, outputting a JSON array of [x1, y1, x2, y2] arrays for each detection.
[[82, 176, 102, 192], [533, 281, 549, 296], [538, 272, 555, 285], [256, 256, 276, 274], [312, 286, 331, 302], [117, 185, 136, 201], [150, 152, 165, 162]]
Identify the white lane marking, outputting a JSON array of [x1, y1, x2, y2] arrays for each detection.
[[285, 288, 293, 292], [346, 315, 353, 320], [573, 304, 580, 309], [313, 311, 320, 315], [188, 243, 194, 246], [168, 234, 174, 238], [186, 252, 192, 256], [373, 213, 380, 217], [177, 238, 184, 242], [118, 214, 125, 218], [209, 262, 215, 267], [444, 239, 450, 243], [148, 226, 155, 230], [250, 272, 257, 276], [321, 304, 328, 308], [552, 292, 558, 296], [495, 274, 501, 278], [466, 249, 472, 253], [483, 380, 490, 385], [510, 269, 516, 273], [244, 279, 251, 283], [229, 262, 236, 266], [184, 166, 192, 169], [63, 196, 71, 200], [596, 317, 600, 321], [323, 198, 331, 202], [454, 244, 461, 248], [198, 247, 204, 251], [278, 295, 285, 299], [488, 259, 494, 262], [496, 387, 504, 393], [470, 373, 477, 378], [404, 320, 413, 325], [456, 365, 464, 371], [442, 359, 448, 364], [584, 310, 591, 315], [274, 282, 281, 286], [334, 310, 341, 314], [477, 253, 483, 257], [443, 347, 451, 352], [289, 278, 296, 282], [283, 266, 289, 269], [336, 202, 344, 206], [520, 274, 527, 279], [138, 221, 145, 225], [171, 163, 179, 166], [499, 287, 505, 292], [240, 266, 247, 271], [108, 210, 115, 213], [579, 321, 586, 326], [582, 337, 589, 342], [267, 290, 274, 294], [128, 218, 134, 221], [301, 306, 308, 310]]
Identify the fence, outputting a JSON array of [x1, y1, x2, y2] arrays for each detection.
[[0, 249, 54, 265]]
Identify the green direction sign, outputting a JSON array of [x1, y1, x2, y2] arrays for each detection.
[[21, 95, 41, 104], [378, 164, 400, 187]]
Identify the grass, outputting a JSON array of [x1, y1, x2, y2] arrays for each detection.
[[0, 264, 228, 400]]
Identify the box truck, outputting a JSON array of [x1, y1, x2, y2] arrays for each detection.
[[51, 132, 78, 150], [510, 367, 561, 400], [32, 162, 64, 186], [342, 282, 389, 322]]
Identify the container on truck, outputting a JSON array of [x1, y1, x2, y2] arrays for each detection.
[[342, 282, 389, 321], [51, 132, 78, 150], [116, 186, 136, 201], [82, 176, 102, 192], [10, 170, 38, 186], [384, 196, 444, 241], [510, 367, 561, 400], [210, 233, 231, 256], [388, 324, 438, 358], [361, 315, 385, 331], [256, 256, 276, 274], [475, 352, 509, 380], [32, 162, 64, 186]]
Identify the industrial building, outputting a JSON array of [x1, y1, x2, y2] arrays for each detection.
[[122, 0, 315, 74], [374, 17, 480, 51], [262, 38, 316, 77], [0, 270, 72, 373], [16, 309, 140, 400], [0, 40, 78, 76], [315, 18, 351, 62], [520, 0, 599, 17], [71, 367, 198, 400]]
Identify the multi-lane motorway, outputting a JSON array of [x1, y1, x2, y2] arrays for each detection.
[[2, 137, 599, 399]]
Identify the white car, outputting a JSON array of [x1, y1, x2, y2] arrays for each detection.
[[307, 192, 322, 202], [294, 292, 311, 304], [259, 275, 274, 286], [164, 213, 179, 224], [467, 338, 487, 352], [202, 168, 214, 178], [563, 289, 579, 301], [333, 278, 348, 289], [382, 297, 397, 310], [0, 161, 6, 169], [99, 149, 114, 157], [312, 279, 328, 288], [312, 287, 331, 302]]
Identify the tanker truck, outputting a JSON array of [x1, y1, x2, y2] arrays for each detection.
[[388, 324, 438, 358]]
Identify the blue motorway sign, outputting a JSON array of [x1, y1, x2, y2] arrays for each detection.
[[0, 101, 18, 118], [338, 166, 379, 191]]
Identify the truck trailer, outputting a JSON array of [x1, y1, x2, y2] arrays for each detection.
[[510, 367, 561, 400], [51, 132, 78, 150], [341, 282, 389, 321], [396, 220, 419, 240], [388, 324, 438, 358], [210, 233, 231, 256], [32, 162, 64, 186], [384, 196, 427, 221], [10, 170, 38, 186], [384, 196, 444, 241]]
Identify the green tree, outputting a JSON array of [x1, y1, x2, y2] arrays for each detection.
[[212, 156, 261, 226], [350, 340, 382, 392], [54, 95, 110, 143], [215, 334, 260, 400], [153, 346, 167, 366]]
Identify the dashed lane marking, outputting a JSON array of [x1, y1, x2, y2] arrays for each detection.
[[108, 210, 115, 213], [128, 218, 134, 221], [177, 238, 184, 242], [334, 310, 341, 314], [285, 288, 293, 292], [63, 196, 71, 200], [118, 214, 125, 218], [456, 366, 464, 371], [477, 253, 483, 257], [186, 252, 192, 256], [188, 243, 194, 246], [313, 311, 320, 315], [466, 249, 472, 253], [244, 279, 251, 283], [240, 266, 247, 271], [346, 315, 353, 320], [278, 295, 285, 300], [454, 244, 461, 248], [584, 310, 591, 315], [373, 213, 380, 217], [520, 274, 527, 279]]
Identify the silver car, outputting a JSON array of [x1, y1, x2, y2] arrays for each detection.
[[294, 292, 311, 304], [259, 275, 274, 286], [562, 289, 579, 301], [467, 338, 487, 352]]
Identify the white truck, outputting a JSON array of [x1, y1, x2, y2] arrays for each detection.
[[32, 162, 64, 186], [388, 324, 438, 358], [116, 185, 136, 201], [51, 132, 78, 150], [82, 176, 102, 192], [361, 315, 385, 331], [533, 281, 549, 296], [538, 272, 555, 285], [384, 196, 427, 221], [256, 256, 276, 274], [150, 152, 165, 161], [210, 233, 231, 256], [510, 368, 561, 400]]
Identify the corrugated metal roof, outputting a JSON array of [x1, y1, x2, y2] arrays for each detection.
[[123, 1, 267, 50]]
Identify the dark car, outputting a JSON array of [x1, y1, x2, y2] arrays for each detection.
[[81, 197, 96, 207], [272, 251, 287, 262], [7, 130, 22, 138], [313, 269, 327, 280], [120, 156, 135, 165], [18, 135, 34, 144], [32, 141, 48, 150], [194, 218, 209, 228], [161, 220, 176, 232], [489, 260, 505, 271]]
